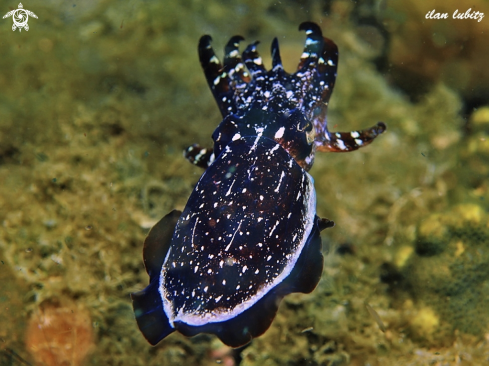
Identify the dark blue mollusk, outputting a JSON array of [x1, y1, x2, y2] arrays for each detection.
[[132, 136, 325, 347], [132, 21, 385, 348]]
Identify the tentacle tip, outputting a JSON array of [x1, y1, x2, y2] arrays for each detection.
[[228, 35, 245, 45], [199, 35, 213, 47], [298, 21, 322, 36], [271, 37, 283, 68], [376, 122, 387, 134], [271, 37, 279, 48]]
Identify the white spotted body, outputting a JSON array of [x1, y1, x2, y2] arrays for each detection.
[[132, 22, 385, 348]]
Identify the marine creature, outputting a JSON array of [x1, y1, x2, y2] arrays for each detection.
[[131, 22, 386, 348]]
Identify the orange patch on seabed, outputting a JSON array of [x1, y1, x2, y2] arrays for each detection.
[[25, 299, 94, 366]]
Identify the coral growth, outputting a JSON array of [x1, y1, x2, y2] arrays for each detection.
[[403, 204, 489, 343], [26, 299, 94, 366]]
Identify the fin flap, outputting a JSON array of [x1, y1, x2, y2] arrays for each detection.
[[318, 218, 335, 231], [131, 279, 174, 345], [143, 209, 181, 279]]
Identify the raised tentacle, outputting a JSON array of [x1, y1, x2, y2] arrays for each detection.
[[184, 144, 215, 168], [242, 41, 266, 76], [198, 35, 236, 116], [271, 38, 283, 70], [223, 36, 250, 84], [297, 22, 324, 71], [315, 122, 386, 152], [296, 22, 339, 129], [309, 36, 338, 131]]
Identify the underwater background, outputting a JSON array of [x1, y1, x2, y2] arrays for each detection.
[[1, 0, 489, 365]]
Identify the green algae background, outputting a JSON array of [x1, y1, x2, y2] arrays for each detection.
[[1, 0, 489, 365]]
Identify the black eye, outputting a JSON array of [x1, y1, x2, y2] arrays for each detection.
[[304, 122, 315, 145]]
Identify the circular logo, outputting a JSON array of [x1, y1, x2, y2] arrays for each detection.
[[12, 9, 29, 28]]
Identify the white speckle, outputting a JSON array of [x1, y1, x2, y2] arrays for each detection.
[[355, 138, 364, 146], [225, 180, 236, 196], [267, 255, 272, 261], [225, 221, 242, 251], [337, 139, 347, 150], [351, 131, 360, 138], [242, 188, 247, 193], [242, 265, 248, 273], [274, 171, 285, 193], [236, 285, 241, 290], [269, 220, 279, 237], [204, 286, 209, 293], [215, 295, 223, 302], [251, 135, 261, 151], [194, 265, 199, 273], [255, 269, 260, 274], [274, 127, 285, 139], [232, 133, 241, 141], [222, 279, 226, 285], [207, 268, 213, 274]]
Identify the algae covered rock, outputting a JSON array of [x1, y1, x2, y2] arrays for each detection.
[[403, 204, 489, 343]]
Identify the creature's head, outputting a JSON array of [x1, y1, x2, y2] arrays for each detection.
[[199, 22, 337, 171], [199, 22, 385, 171]]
